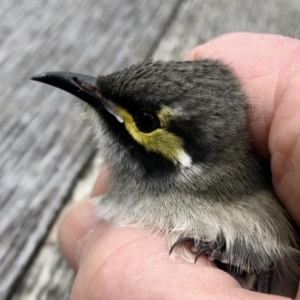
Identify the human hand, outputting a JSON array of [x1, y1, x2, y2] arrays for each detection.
[[58, 32, 300, 299]]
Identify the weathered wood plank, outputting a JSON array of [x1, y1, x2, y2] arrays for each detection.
[[153, 0, 300, 61], [0, 0, 182, 298], [11, 158, 103, 300], [10, 230, 75, 300], [3, 0, 300, 299]]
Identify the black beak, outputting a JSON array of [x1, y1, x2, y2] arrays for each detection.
[[31, 72, 100, 108]]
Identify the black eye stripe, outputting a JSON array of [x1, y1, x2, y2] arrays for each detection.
[[134, 110, 160, 133]]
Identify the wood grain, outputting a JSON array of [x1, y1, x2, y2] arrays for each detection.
[[1, 0, 300, 299], [0, 0, 181, 298]]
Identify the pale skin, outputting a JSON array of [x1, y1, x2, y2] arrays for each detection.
[[58, 32, 300, 300]]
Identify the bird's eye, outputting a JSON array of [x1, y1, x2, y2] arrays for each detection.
[[134, 110, 160, 133]]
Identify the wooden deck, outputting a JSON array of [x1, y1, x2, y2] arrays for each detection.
[[1, 0, 300, 298]]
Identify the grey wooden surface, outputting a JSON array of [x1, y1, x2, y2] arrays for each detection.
[[1, 1, 300, 299]]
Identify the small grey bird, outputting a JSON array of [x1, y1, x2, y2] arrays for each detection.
[[32, 60, 299, 297]]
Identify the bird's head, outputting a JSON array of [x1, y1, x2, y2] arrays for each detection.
[[32, 60, 249, 185]]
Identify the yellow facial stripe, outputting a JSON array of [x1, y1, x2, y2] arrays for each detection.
[[115, 106, 184, 164]]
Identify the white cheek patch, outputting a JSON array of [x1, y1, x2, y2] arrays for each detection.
[[178, 152, 192, 168]]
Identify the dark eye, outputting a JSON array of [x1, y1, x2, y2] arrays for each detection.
[[134, 110, 160, 133]]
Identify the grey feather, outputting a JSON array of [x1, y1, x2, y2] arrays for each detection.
[[91, 60, 300, 297], [33, 60, 300, 297]]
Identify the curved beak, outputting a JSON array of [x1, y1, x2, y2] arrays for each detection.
[[31, 72, 100, 108], [32, 71, 124, 123]]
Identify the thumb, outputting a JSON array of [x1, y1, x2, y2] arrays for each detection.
[[58, 201, 290, 300]]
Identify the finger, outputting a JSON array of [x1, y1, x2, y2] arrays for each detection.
[[269, 69, 300, 225], [58, 201, 295, 299], [57, 201, 100, 270], [91, 164, 110, 197], [70, 222, 287, 300], [58, 163, 110, 269]]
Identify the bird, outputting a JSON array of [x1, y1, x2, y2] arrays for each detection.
[[32, 59, 300, 297]]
